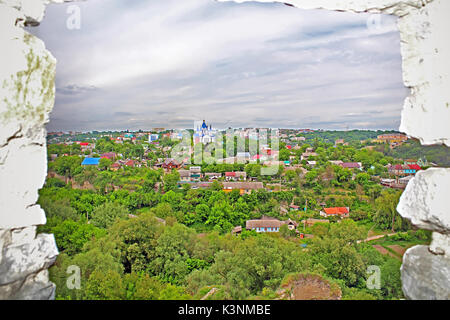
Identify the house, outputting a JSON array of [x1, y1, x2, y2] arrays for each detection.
[[289, 204, 300, 211], [81, 157, 100, 166], [110, 162, 121, 171], [205, 172, 221, 180], [79, 142, 89, 147], [339, 162, 362, 170], [300, 150, 318, 161], [246, 217, 283, 233], [285, 218, 299, 231], [177, 181, 212, 189], [178, 169, 190, 182], [404, 159, 417, 165], [335, 139, 345, 145], [405, 164, 421, 175], [388, 164, 404, 176], [380, 178, 406, 189], [222, 181, 263, 194], [380, 178, 396, 187], [373, 133, 407, 144], [189, 166, 202, 182], [124, 160, 135, 167], [101, 152, 116, 161], [320, 207, 350, 218], [306, 160, 316, 167], [388, 164, 421, 176], [156, 158, 181, 170], [231, 226, 242, 235], [225, 171, 247, 181], [245, 216, 298, 233]]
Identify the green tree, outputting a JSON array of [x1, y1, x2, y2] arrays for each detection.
[[151, 223, 197, 284], [373, 190, 403, 232], [99, 157, 113, 170], [51, 220, 106, 256], [91, 202, 129, 229], [163, 171, 180, 192]]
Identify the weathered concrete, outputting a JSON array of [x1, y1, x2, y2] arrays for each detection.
[[0, 0, 61, 300], [397, 168, 450, 235], [401, 245, 450, 300]]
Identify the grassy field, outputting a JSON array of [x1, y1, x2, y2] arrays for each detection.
[[368, 236, 430, 260]]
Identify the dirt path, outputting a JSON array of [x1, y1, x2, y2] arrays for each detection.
[[372, 245, 389, 255], [388, 245, 406, 256], [372, 245, 401, 260], [201, 287, 218, 300], [356, 232, 397, 244]]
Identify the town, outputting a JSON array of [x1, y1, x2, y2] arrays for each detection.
[[42, 123, 449, 300]]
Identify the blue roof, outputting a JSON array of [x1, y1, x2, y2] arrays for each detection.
[[82, 157, 100, 165]]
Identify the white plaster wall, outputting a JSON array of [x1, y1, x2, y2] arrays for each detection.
[[0, 0, 62, 299]]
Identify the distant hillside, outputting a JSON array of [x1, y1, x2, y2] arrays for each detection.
[[301, 130, 396, 144], [385, 140, 450, 167]]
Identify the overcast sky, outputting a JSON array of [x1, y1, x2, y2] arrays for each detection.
[[29, 0, 408, 132]]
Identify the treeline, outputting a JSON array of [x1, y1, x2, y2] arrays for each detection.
[[384, 139, 450, 167], [301, 130, 394, 144], [47, 207, 405, 300]]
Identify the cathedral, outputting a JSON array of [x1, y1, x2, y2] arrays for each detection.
[[194, 120, 216, 144]]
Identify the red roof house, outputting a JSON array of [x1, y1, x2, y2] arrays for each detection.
[[339, 162, 361, 169], [110, 162, 121, 171], [320, 207, 350, 218], [101, 152, 116, 160], [124, 160, 135, 167], [408, 164, 421, 171]]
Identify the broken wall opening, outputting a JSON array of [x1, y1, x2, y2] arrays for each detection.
[[0, 0, 449, 300]]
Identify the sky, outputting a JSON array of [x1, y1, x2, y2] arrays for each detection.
[[29, 0, 409, 132]]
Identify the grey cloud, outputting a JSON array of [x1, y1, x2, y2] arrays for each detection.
[[56, 84, 98, 95], [32, 0, 407, 132]]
